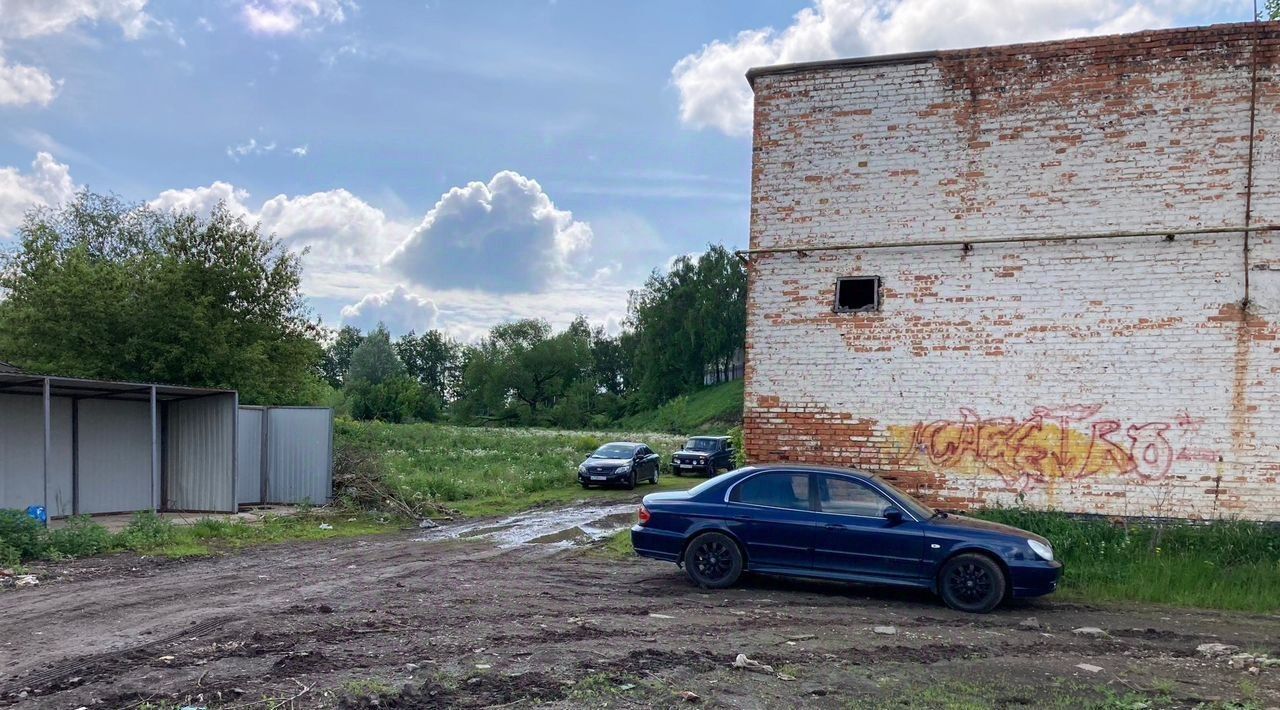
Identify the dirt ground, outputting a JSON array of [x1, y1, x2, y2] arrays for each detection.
[[2, 504, 1279, 710]]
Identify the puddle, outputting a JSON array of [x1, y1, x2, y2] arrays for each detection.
[[417, 504, 638, 550]]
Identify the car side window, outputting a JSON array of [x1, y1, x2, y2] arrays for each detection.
[[818, 476, 890, 517], [731, 473, 811, 511]]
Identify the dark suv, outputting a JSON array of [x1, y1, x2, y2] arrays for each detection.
[[670, 436, 735, 477]]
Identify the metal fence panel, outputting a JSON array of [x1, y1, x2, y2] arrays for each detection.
[[236, 407, 264, 505], [0, 394, 72, 517], [165, 393, 237, 513], [266, 407, 333, 505], [79, 399, 152, 515]]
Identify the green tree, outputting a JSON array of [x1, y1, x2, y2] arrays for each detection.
[[455, 318, 593, 424], [626, 244, 746, 408], [394, 329, 462, 402], [321, 325, 365, 388], [0, 191, 323, 404], [1263, 0, 1279, 20], [343, 325, 432, 422], [345, 325, 405, 385]]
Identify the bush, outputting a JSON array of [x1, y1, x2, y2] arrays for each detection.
[[0, 509, 46, 560], [0, 541, 20, 569], [118, 511, 176, 550], [46, 516, 113, 558]]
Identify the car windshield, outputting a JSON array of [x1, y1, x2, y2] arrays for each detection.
[[591, 443, 636, 459], [871, 475, 936, 519], [684, 438, 718, 451]]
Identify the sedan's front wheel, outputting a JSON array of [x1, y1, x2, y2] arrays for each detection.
[[938, 553, 1006, 613], [684, 532, 743, 589], [624, 471, 636, 490]]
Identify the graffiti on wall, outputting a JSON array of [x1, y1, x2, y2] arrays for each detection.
[[891, 405, 1218, 487]]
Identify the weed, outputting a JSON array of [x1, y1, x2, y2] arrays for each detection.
[[0, 508, 45, 559], [118, 511, 177, 550], [46, 516, 112, 557]]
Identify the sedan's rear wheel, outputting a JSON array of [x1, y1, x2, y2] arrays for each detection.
[[684, 532, 743, 589], [938, 553, 1006, 613], [650, 466, 660, 485]]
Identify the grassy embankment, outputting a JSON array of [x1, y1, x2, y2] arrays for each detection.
[[976, 508, 1280, 613], [613, 379, 743, 434]]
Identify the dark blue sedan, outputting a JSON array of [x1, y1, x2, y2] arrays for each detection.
[[631, 465, 1061, 613]]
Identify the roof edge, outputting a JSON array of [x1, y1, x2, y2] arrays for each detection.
[[745, 20, 1268, 88], [747, 49, 938, 85]]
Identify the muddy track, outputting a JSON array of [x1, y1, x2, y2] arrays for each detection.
[[2, 509, 1279, 709]]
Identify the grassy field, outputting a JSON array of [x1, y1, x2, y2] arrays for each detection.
[[614, 379, 743, 434], [335, 420, 702, 518]]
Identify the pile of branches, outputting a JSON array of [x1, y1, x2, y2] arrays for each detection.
[[332, 443, 457, 521]]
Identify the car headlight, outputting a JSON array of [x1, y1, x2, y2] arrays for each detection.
[[578, 464, 587, 473], [616, 464, 631, 474], [1027, 539, 1054, 561]]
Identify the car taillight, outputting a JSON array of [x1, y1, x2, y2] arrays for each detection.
[[638, 504, 651, 525]]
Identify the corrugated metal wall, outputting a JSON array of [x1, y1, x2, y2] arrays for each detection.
[[236, 407, 264, 505], [265, 407, 333, 505], [79, 399, 153, 515], [0, 394, 73, 517], [165, 394, 237, 513]]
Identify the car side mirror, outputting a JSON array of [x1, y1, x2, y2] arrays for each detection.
[[882, 505, 904, 525]]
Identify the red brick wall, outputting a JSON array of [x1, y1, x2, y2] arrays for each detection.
[[745, 23, 1280, 520]]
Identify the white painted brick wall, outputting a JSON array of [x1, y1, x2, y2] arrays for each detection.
[[744, 25, 1280, 520]]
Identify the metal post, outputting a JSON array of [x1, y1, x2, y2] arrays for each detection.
[[260, 407, 270, 505], [71, 400, 79, 516], [42, 378, 50, 517], [150, 386, 159, 512]]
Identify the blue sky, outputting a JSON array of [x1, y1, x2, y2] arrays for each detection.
[[0, 0, 1254, 339]]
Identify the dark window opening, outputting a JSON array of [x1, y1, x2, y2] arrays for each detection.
[[835, 276, 880, 313]]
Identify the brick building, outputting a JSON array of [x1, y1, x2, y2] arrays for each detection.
[[742, 23, 1280, 521]]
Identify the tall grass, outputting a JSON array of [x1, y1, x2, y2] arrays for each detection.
[[976, 509, 1280, 612], [335, 420, 686, 506]]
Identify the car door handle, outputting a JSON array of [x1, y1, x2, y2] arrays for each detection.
[[733, 515, 753, 522], [823, 523, 847, 530]]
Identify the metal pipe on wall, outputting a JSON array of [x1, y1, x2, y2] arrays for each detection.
[[735, 224, 1280, 258]]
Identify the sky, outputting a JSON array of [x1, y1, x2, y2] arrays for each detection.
[[0, 0, 1255, 340]]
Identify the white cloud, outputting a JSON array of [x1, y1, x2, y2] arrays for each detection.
[[150, 181, 253, 218], [0, 0, 153, 40], [672, 0, 1210, 136], [258, 188, 392, 258], [340, 285, 439, 335], [0, 152, 77, 235], [239, 0, 355, 36], [225, 137, 278, 160], [0, 54, 58, 106], [386, 171, 592, 294], [290, 144, 308, 157], [0, 0, 154, 110]]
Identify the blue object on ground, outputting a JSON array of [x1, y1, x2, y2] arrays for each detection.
[[25, 505, 47, 526]]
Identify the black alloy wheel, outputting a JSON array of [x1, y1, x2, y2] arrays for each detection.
[[938, 553, 1006, 613], [684, 532, 744, 589], [705, 461, 715, 477], [624, 470, 636, 490]]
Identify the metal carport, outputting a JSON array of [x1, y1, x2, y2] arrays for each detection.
[[0, 372, 239, 516]]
